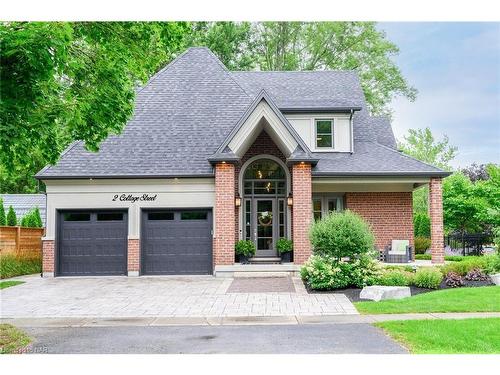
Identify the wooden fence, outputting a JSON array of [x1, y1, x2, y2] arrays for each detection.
[[0, 226, 44, 257]]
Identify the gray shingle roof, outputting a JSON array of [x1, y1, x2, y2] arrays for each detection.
[[0, 194, 46, 225], [36, 47, 448, 179], [370, 116, 397, 149], [232, 71, 365, 110]]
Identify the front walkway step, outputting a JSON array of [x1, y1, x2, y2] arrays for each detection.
[[214, 263, 300, 278], [249, 257, 282, 264]]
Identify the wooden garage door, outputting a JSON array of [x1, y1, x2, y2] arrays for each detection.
[[58, 211, 128, 276], [141, 210, 213, 275]]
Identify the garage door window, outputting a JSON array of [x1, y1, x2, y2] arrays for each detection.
[[97, 212, 124, 221], [63, 213, 90, 221], [181, 211, 208, 220], [148, 212, 174, 220]]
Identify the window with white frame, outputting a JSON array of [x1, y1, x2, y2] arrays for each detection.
[[315, 119, 334, 149]]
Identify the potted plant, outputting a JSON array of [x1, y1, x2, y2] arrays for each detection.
[[276, 238, 293, 263], [235, 240, 256, 264]]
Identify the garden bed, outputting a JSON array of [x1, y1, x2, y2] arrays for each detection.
[[304, 278, 494, 302]]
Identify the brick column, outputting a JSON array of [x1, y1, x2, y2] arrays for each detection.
[[429, 177, 445, 264], [214, 163, 235, 266], [292, 163, 313, 264], [127, 239, 140, 276], [42, 239, 55, 277]]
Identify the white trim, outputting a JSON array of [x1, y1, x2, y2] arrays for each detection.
[[238, 155, 292, 241], [228, 102, 299, 157]]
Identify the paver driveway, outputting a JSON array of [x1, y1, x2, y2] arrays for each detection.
[[0, 275, 357, 318]]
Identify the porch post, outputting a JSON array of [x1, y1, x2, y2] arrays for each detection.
[[292, 163, 313, 264], [214, 162, 235, 266], [429, 177, 445, 264]]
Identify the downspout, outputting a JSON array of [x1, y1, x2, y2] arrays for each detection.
[[349, 109, 354, 153]]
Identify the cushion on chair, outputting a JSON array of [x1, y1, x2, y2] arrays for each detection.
[[388, 240, 410, 255]]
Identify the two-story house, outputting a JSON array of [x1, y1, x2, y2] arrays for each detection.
[[36, 47, 449, 277]]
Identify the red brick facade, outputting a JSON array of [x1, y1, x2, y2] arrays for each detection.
[[292, 163, 313, 264], [214, 162, 236, 265], [127, 239, 140, 273], [429, 177, 445, 264], [345, 192, 414, 254], [42, 239, 55, 275]]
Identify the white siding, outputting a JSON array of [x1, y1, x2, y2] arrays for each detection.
[[286, 114, 352, 152]]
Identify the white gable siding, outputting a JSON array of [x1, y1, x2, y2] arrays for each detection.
[[286, 114, 352, 152]]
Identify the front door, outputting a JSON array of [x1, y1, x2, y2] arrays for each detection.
[[253, 199, 277, 257]]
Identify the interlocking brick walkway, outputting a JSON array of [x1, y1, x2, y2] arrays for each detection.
[[227, 277, 296, 293], [0, 275, 358, 318]]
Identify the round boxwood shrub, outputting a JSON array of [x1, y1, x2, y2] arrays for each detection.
[[309, 210, 375, 260]]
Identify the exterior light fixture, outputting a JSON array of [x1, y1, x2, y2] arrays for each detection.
[[287, 194, 293, 206], [235, 196, 241, 207]]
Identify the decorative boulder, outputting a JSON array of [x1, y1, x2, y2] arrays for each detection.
[[491, 273, 500, 286], [360, 285, 411, 302]]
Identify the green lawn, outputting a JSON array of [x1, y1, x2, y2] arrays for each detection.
[[355, 286, 500, 314], [376, 318, 500, 354], [0, 281, 25, 290], [0, 324, 31, 354]]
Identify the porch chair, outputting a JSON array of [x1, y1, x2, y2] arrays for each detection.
[[382, 240, 413, 263]]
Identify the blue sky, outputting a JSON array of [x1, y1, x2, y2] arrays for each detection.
[[377, 22, 500, 168]]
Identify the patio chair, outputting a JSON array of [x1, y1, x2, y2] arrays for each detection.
[[383, 240, 413, 263]]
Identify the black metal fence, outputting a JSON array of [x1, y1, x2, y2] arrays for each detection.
[[445, 232, 493, 256]]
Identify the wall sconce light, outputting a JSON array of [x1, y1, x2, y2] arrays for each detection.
[[235, 196, 241, 207], [287, 195, 293, 206]]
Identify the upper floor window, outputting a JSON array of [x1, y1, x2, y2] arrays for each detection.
[[315, 119, 334, 148]]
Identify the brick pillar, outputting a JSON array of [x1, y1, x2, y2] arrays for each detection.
[[292, 163, 313, 264], [429, 177, 445, 264], [127, 239, 140, 276], [42, 239, 55, 277], [214, 163, 235, 266]]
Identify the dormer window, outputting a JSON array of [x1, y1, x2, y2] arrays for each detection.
[[315, 119, 334, 149]]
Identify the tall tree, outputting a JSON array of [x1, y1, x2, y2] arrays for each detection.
[[398, 127, 458, 171], [0, 22, 189, 193], [253, 22, 417, 115]]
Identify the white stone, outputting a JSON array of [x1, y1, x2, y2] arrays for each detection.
[[491, 273, 500, 286], [360, 285, 411, 302]]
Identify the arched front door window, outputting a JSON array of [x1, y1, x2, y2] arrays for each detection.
[[242, 159, 287, 257], [243, 159, 286, 197]]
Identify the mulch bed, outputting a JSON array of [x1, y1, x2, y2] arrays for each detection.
[[303, 279, 494, 302]]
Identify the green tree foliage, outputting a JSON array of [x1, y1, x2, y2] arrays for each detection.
[[253, 22, 416, 115], [0, 21, 189, 193], [6, 206, 17, 226], [398, 127, 457, 171], [20, 207, 43, 228], [414, 212, 431, 237], [443, 172, 489, 234], [0, 199, 6, 225]]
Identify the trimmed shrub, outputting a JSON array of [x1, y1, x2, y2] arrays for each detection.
[[309, 210, 375, 259], [413, 212, 430, 237], [440, 256, 489, 276], [413, 268, 443, 289], [32, 207, 43, 228], [235, 240, 256, 257], [276, 238, 293, 254], [414, 236, 431, 254], [0, 253, 42, 279], [0, 199, 6, 225], [20, 208, 43, 228], [377, 269, 413, 286], [445, 272, 464, 288], [6, 206, 17, 226]]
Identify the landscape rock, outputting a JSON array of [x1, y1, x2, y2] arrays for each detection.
[[360, 285, 411, 302], [491, 273, 500, 286]]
